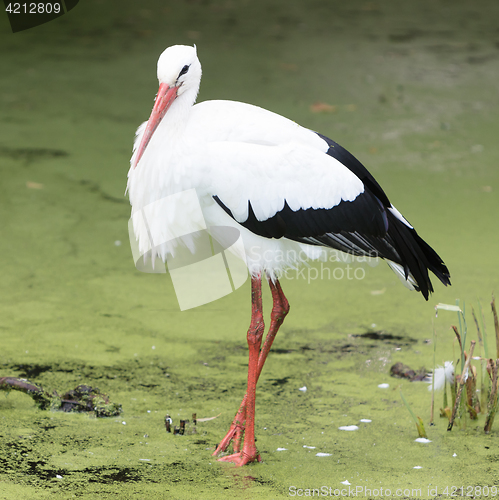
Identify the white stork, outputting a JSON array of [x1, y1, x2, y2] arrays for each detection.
[[127, 45, 450, 466]]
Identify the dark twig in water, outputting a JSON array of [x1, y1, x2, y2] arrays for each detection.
[[0, 377, 121, 417], [179, 419, 187, 435], [165, 413, 198, 435], [165, 414, 172, 432]]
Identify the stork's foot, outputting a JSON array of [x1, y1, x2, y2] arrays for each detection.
[[212, 421, 245, 456], [213, 395, 248, 455], [214, 419, 261, 466], [217, 450, 262, 466]]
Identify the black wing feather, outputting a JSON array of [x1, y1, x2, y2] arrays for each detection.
[[213, 133, 450, 300]]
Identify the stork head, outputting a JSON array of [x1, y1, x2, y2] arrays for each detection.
[[132, 45, 202, 169], [157, 44, 202, 96]]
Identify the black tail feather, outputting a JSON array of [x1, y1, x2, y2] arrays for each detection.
[[385, 211, 451, 300], [315, 131, 450, 299]]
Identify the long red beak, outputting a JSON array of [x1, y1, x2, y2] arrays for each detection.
[[132, 83, 178, 169]]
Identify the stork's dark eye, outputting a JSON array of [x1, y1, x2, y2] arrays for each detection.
[[178, 65, 190, 78]]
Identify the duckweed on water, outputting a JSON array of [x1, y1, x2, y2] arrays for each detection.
[[1, 0, 499, 497]]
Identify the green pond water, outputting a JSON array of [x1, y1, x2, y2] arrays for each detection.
[[1, 0, 499, 498]]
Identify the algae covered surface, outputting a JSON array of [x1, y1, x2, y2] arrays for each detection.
[[1, 0, 499, 498]]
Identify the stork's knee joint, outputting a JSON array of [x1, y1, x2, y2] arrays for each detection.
[[247, 313, 264, 345]]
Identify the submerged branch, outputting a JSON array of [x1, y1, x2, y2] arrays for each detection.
[[0, 377, 121, 417]]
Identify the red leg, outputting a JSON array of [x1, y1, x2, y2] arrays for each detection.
[[256, 279, 290, 381], [214, 277, 290, 462], [218, 275, 264, 465]]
